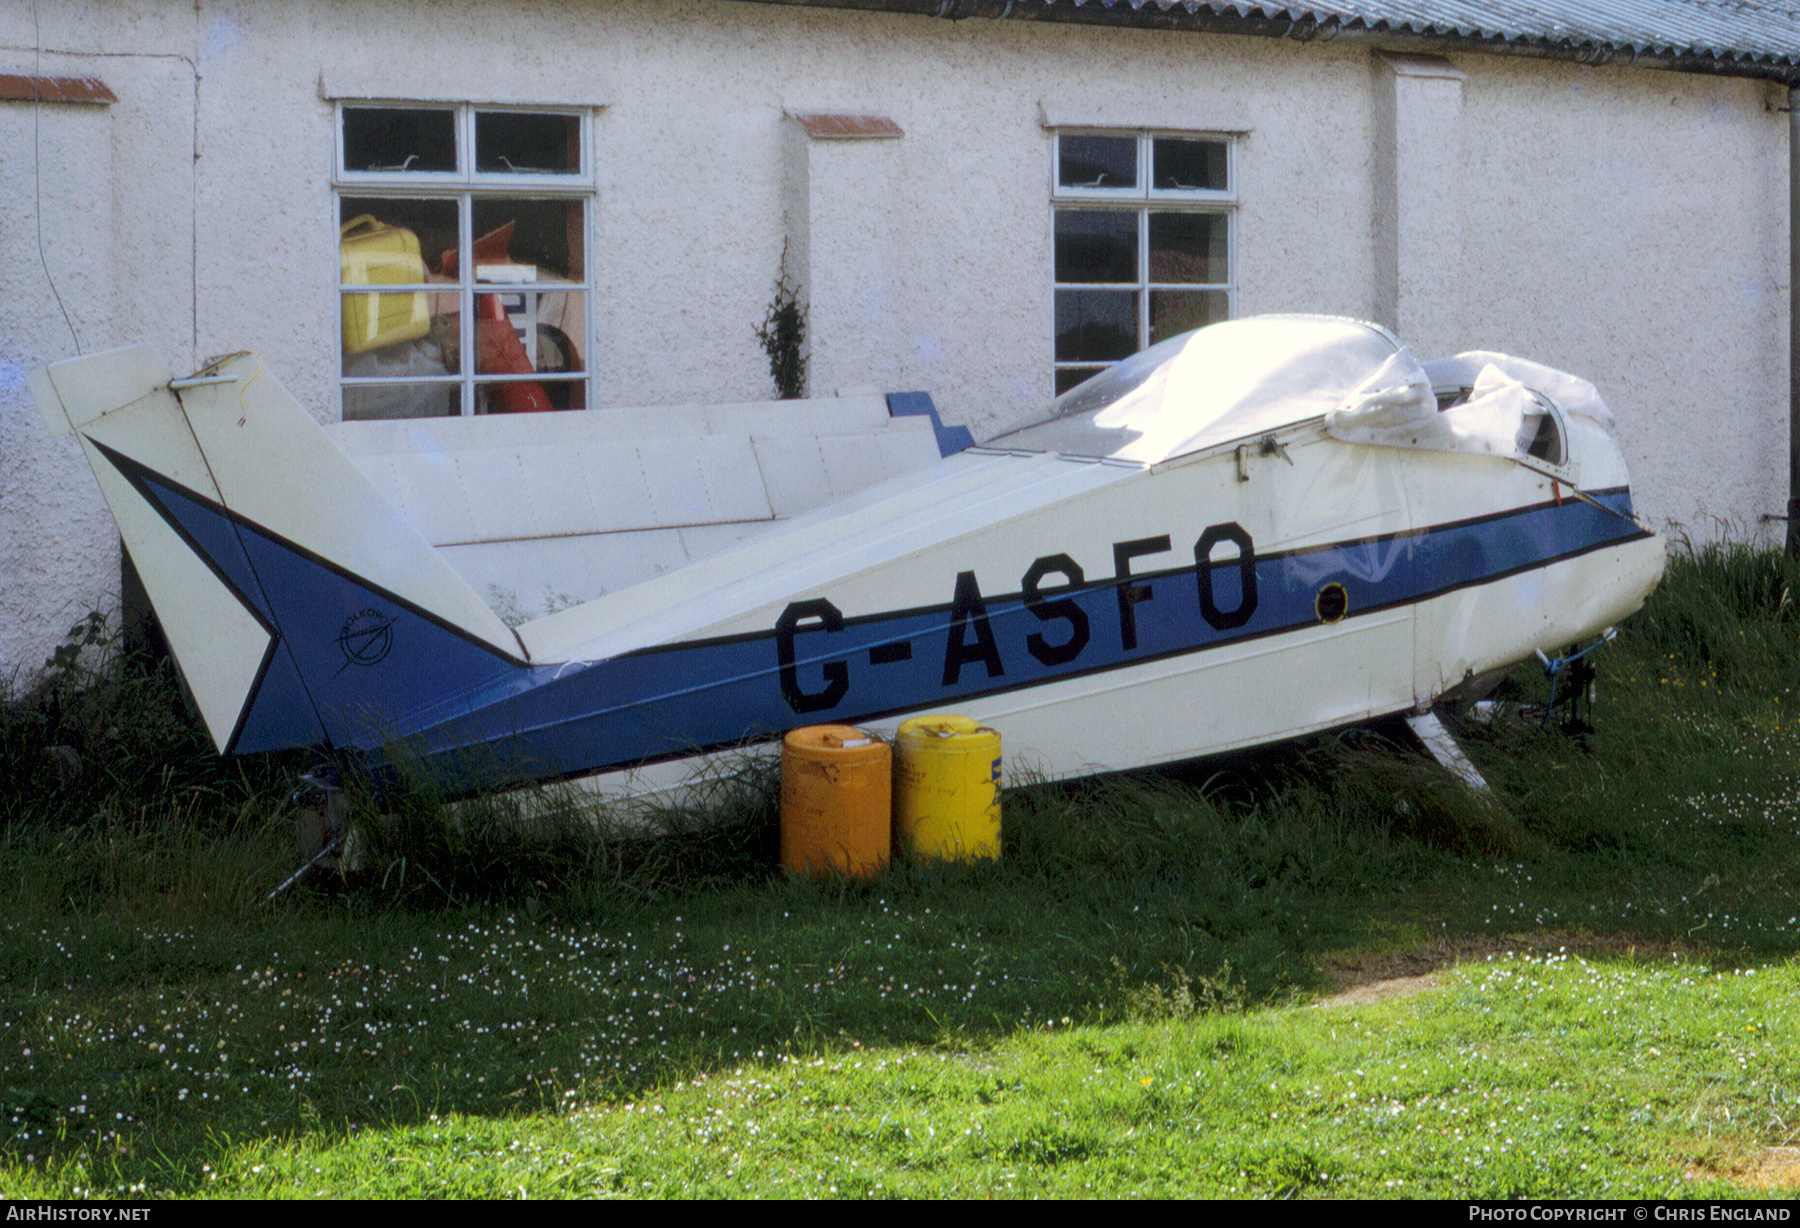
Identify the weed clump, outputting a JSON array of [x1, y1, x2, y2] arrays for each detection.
[[1618, 540, 1800, 687], [1, 613, 295, 920], [1299, 728, 1530, 857], [336, 752, 783, 910]]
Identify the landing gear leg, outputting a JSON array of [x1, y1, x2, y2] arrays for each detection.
[[265, 766, 349, 902], [1403, 710, 1490, 792]]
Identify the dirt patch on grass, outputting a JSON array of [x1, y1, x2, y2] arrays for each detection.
[[1686, 1147, 1800, 1192], [1313, 970, 1443, 1008], [1742, 1147, 1800, 1191], [1313, 933, 1698, 1008]]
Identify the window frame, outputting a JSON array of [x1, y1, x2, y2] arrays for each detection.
[[1051, 129, 1236, 394], [334, 101, 595, 420]]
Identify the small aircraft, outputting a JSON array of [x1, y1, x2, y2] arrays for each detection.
[[30, 315, 1665, 803]]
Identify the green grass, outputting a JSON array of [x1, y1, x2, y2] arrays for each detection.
[[0, 546, 1797, 1198]]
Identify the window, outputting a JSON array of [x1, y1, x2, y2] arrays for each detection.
[[336, 104, 592, 419], [1052, 131, 1233, 394]]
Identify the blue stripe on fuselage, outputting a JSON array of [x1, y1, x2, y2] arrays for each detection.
[[117, 446, 1644, 791], [391, 489, 1647, 790]]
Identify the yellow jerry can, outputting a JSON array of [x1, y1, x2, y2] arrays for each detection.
[[340, 215, 431, 356], [893, 714, 1001, 862]]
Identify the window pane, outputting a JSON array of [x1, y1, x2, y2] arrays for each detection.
[[1152, 137, 1228, 192], [1149, 290, 1229, 345], [1055, 366, 1107, 396], [340, 198, 458, 281], [476, 377, 567, 414], [1148, 212, 1228, 284], [470, 288, 585, 374], [530, 294, 586, 372], [1055, 210, 1137, 284], [1519, 411, 1563, 465], [341, 322, 457, 420], [1058, 135, 1136, 191], [1055, 290, 1137, 363], [341, 295, 457, 369], [342, 107, 457, 174], [342, 380, 459, 421], [533, 375, 587, 411], [471, 197, 586, 283], [476, 111, 582, 175]]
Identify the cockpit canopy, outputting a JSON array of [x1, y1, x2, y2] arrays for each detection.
[[986, 315, 1401, 464], [984, 314, 1616, 471]]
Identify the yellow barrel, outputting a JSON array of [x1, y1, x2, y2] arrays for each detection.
[[780, 725, 891, 879], [893, 714, 1002, 862]]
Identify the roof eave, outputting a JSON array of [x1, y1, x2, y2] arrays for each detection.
[[723, 0, 1800, 85]]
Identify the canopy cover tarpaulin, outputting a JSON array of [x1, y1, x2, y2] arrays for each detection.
[[987, 315, 1617, 467], [1328, 348, 1616, 459]]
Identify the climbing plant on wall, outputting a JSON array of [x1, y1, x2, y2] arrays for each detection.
[[755, 241, 807, 400]]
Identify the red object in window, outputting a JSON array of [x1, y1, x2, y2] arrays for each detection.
[[476, 295, 553, 413], [443, 222, 555, 414], [439, 221, 514, 277]]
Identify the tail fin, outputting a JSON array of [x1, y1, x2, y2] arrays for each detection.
[[32, 348, 528, 755]]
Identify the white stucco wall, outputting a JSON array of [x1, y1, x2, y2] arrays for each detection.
[[0, 0, 1792, 680], [1454, 57, 1791, 541], [0, 91, 118, 672], [0, 23, 198, 680]]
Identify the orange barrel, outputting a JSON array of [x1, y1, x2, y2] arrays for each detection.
[[780, 725, 891, 879], [893, 715, 1002, 862]]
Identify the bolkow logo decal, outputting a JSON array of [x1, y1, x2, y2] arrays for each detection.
[[336, 608, 396, 667]]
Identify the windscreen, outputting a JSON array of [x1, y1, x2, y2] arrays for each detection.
[[987, 316, 1400, 464]]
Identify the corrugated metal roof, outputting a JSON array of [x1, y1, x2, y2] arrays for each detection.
[[757, 0, 1800, 78], [1037, 0, 1800, 72]]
